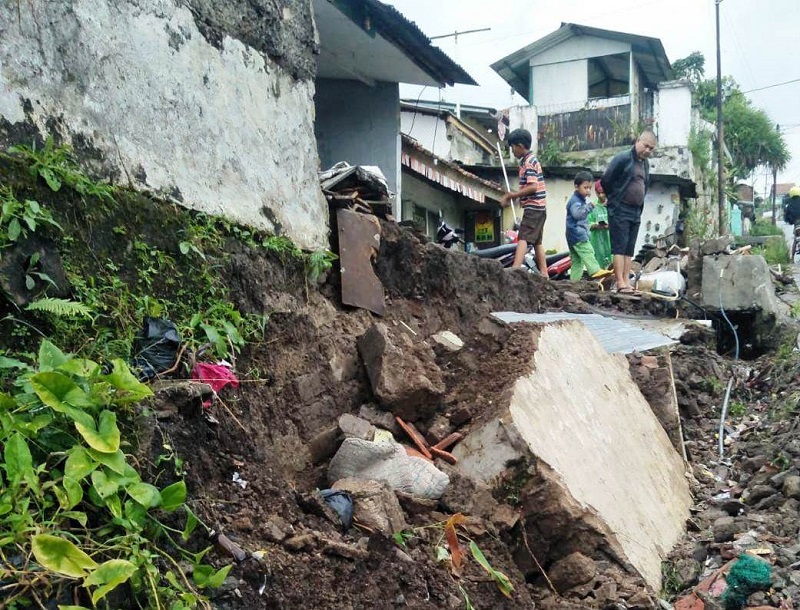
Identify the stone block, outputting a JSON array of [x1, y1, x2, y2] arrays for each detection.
[[549, 552, 597, 592], [338, 413, 375, 441], [783, 475, 800, 500], [431, 330, 464, 352], [701, 255, 779, 314], [357, 323, 445, 421], [701, 236, 733, 255]]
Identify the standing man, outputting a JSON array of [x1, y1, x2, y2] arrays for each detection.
[[499, 129, 548, 274], [600, 130, 657, 294]]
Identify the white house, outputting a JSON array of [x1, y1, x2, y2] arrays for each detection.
[[489, 23, 706, 254]]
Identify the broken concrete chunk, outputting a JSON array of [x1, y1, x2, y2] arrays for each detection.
[[431, 330, 464, 352], [701, 236, 733, 256], [338, 413, 375, 441], [332, 478, 407, 536], [712, 516, 737, 542], [783, 475, 800, 500], [327, 437, 449, 500], [357, 323, 445, 421], [549, 552, 597, 593], [701, 255, 779, 314], [451, 321, 692, 590], [150, 380, 213, 418], [358, 404, 398, 433], [424, 416, 453, 446]]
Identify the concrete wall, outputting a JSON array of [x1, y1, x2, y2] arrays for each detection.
[[316, 79, 400, 195], [401, 113, 450, 160], [639, 183, 680, 249], [0, 0, 328, 250], [532, 60, 588, 113], [501, 173, 680, 254], [655, 82, 693, 147], [508, 105, 539, 153], [529, 36, 630, 67]]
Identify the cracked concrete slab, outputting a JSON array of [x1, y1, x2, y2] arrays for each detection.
[[452, 320, 692, 589]]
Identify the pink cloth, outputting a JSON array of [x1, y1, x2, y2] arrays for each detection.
[[191, 363, 240, 408]]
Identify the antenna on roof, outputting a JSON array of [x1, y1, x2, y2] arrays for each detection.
[[428, 28, 491, 119]]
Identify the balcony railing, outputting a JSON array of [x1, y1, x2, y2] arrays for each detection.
[[537, 92, 655, 153]]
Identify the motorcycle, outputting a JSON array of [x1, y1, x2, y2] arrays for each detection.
[[436, 220, 571, 278]]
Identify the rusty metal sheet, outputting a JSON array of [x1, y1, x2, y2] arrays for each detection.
[[337, 208, 385, 316]]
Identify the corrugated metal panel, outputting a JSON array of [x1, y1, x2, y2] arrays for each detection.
[[491, 312, 677, 354]]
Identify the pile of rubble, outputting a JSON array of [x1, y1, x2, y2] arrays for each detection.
[[145, 224, 800, 610]]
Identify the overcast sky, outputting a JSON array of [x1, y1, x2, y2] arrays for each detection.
[[384, 0, 800, 195]]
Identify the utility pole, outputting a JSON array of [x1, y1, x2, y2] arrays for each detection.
[[772, 123, 779, 225], [715, 0, 725, 235]]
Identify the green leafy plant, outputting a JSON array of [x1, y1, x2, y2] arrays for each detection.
[[392, 515, 515, 601], [0, 186, 62, 246], [752, 236, 789, 265], [750, 219, 783, 237], [727, 400, 746, 417], [261, 235, 302, 259], [7, 136, 115, 201], [306, 249, 338, 282], [661, 560, 683, 597], [469, 541, 514, 598], [392, 530, 415, 547], [25, 297, 94, 319], [0, 339, 218, 608]]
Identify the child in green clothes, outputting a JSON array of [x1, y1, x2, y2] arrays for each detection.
[[566, 172, 613, 281], [587, 180, 612, 269]]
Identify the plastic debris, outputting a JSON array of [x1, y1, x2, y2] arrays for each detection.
[[232, 472, 248, 489], [132, 317, 181, 380], [191, 362, 240, 408], [319, 489, 354, 532], [720, 553, 772, 609]]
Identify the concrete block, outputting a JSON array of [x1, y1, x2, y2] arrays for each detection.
[[701, 255, 779, 313], [451, 321, 692, 590], [337, 413, 375, 441], [357, 323, 445, 421], [331, 478, 407, 536], [431, 330, 464, 352]]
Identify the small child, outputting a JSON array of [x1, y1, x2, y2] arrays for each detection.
[[566, 171, 612, 281], [587, 180, 612, 269]]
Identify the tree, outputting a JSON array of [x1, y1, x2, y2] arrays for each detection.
[[672, 51, 705, 85], [674, 52, 791, 179]]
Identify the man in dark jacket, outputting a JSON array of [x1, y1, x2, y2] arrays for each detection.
[[783, 186, 800, 225], [600, 130, 656, 294]]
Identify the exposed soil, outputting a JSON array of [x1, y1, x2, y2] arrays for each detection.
[[3, 155, 800, 609]]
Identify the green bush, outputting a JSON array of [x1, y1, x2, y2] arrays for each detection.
[[750, 218, 784, 237]]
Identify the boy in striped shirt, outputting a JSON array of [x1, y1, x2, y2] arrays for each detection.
[[499, 129, 548, 274]]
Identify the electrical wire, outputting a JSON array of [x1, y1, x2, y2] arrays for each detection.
[[717, 267, 740, 460], [406, 86, 429, 136], [741, 77, 800, 94]]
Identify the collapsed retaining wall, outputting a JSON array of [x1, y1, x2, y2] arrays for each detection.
[[452, 320, 692, 590], [0, 0, 327, 249]]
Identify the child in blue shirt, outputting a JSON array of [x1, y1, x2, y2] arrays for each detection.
[[566, 171, 613, 281]]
